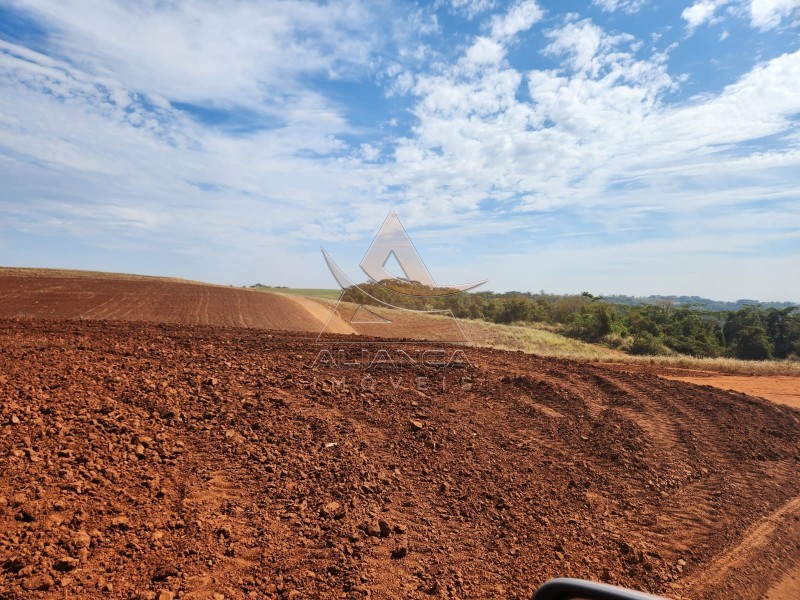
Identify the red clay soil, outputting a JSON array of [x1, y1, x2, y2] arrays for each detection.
[[658, 375, 800, 411], [0, 273, 353, 334], [599, 362, 800, 411], [1, 319, 799, 599]]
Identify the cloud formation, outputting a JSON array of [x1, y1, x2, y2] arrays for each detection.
[[682, 0, 800, 31], [0, 0, 798, 299]]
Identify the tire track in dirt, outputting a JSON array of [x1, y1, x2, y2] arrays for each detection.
[[683, 494, 800, 599]]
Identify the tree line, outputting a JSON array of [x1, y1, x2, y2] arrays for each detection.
[[342, 281, 800, 361]]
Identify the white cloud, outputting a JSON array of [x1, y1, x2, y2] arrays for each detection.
[[489, 0, 544, 39], [682, 0, 799, 32], [4, 0, 381, 109], [465, 36, 506, 67], [446, 0, 496, 19], [388, 10, 800, 245], [592, 0, 648, 13], [749, 0, 800, 29], [682, 1, 729, 30]]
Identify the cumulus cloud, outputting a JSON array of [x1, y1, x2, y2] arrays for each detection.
[[682, 0, 729, 30], [446, 0, 496, 19], [682, 0, 799, 32], [749, 0, 800, 29], [390, 6, 800, 241], [489, 0, 544, 39], [592, 0, 648, 13]]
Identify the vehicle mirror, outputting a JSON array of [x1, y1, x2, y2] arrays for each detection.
[[531, 578, 670, 600]]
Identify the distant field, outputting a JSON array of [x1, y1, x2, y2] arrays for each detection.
[[0, 266, 192, 283], [254, 287, 341, 300], [3, 268, 798, 377]]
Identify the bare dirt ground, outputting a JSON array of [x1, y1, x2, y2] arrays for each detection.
[[659, 375, 800, 411], [599, 362, 800, 410], [1, 319, 799, 599], [0, 272, 353, 334]]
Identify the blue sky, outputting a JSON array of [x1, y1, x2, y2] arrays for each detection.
[[0, 0, 798, 301]]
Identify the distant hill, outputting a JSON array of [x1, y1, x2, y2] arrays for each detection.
[[601, 295, 797, 312]]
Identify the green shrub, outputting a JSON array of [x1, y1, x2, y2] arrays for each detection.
[[731, 325, 773, 361], [628, 333, 669, 356]]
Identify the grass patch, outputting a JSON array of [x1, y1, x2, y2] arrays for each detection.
[[461, 319, 626, 359], [592, 355, 800, 376], [259, 288, 342, 301]]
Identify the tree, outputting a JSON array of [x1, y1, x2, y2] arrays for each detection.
[[628, 332, 668, 356], [566, 303, 619, 342], [764, 307, 800, 359], [731, 325, 773, 360]]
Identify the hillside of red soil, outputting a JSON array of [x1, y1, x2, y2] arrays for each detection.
[[1, 319, 799, 599], [0, 270, 353, 335]]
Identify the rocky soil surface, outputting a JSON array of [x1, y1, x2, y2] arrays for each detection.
[[1, 319, 799, 599]]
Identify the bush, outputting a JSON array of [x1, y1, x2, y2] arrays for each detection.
[[566, 303, 619, 342], [731, 325, 773, 361], [602, 333, 628, 350], [628, 333, 669, 356]]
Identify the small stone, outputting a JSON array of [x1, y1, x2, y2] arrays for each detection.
[[409, 420, 423, 431], [10, 415, 20, 425], [54, 556, 79, 571], [393, 524, 407, 535], [391, 546, 408, 559], [111, 516, 132, 530], [321, 501, 345, 519], [2, 556, 25, 573], [152, 563, 179, 582], [22, 574, 54, 591], [156, 592, 175, 600], [16, 506, 36, 522], [73, 530, 92, 550], [378, 520, 391, 538]]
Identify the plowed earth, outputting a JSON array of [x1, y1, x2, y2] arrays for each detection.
[[1, 319, 799, 599], [0, 273, 354, 335]]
